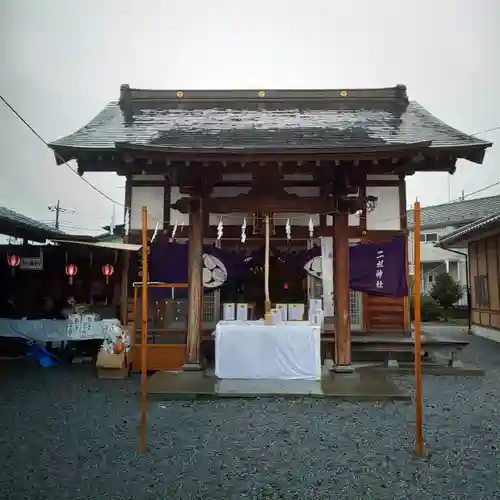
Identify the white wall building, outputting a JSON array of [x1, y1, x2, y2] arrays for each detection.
[[407, 195, 500, 305]]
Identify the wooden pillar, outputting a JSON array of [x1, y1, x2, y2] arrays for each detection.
[[333, 210, 353, 372], [184, 199, 203, 370], [400, 174, 411, 332], [120, 175, 132, 325]]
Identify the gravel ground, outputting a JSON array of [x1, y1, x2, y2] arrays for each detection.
[[1, 332, 500, 500]]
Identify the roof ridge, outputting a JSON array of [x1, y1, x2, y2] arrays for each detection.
[[119, 84, 409, 105], [408, 193, 500, 212], [439, 209, 500, 246]]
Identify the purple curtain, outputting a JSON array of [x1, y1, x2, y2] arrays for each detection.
[[147, 237, 408, 301], [349, 237, 408, 298], [148, 238, 246, 299]]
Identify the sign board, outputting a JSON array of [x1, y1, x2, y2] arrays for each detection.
[[66, 314, 122, 340], [20, 257, 43, 271]]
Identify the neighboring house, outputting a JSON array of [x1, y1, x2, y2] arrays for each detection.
[[439, 211, 500, 342], [407, 195, 500, 305], [0, 205, 67, 243]]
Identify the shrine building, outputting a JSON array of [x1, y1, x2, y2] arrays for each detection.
[[48, 85, 492, 371]]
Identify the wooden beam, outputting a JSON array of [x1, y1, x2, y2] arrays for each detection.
[[184, 199, 203, 370], [200, 225, 405, 240], [75, 148, 461, 176], [399, 175, 410, 332], [112, 144, 431, 164], [332, 210, 353, 371], [127, 225, 405, 241], [172, 195, 333, 214], [120, 175, 132, 325]]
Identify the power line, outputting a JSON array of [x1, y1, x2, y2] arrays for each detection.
[[470, 125, 500, 136], [460, 180, 500, 199], [3, 91, 500, 224], [0, 94, 124, 207]]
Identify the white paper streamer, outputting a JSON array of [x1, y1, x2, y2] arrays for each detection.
[[241, 217, 247, 243], [151, 221, 159, 243], [308, 217, 314, 238], [217, 217, 224, 240], [285, 218, 291, 241], [170, 220, 178, 241], [124, 207, 131, 236]]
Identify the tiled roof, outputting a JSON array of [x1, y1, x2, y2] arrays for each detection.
[[407, 195, 500, 230], [49, 85, 491, 161], [0, 206, 67, 242], [438, 210, 500, 247]]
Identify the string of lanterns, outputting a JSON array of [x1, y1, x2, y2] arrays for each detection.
[[7, 254, 115, 285]]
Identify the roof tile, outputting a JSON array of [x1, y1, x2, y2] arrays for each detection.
[[0, 206, 66, 241], [49, 86, 491, 159], [407, 195, 500, 230]]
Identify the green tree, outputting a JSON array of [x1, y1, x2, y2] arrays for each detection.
[[430, 272, 464, 310]]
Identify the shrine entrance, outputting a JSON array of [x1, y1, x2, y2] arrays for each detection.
[[217, 240, 309, 320]]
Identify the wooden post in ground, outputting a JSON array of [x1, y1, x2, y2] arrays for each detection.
[[413, 199, 424, 457], [332, 210, 353, 372], [184, 199, 203, 370], [140, 205, 148, 454]]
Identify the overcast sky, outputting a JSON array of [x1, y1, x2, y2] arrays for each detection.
[[1, 0, 499, 234]]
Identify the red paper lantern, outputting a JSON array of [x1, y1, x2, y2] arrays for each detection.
[[101, 264, 114, 284], [7, 254, 20, 276], [65, 263, 78, 284]]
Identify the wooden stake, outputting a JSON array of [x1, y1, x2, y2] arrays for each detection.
[[140, 206, 148, 454], [264, 214, 272, 324], [413, 200, 424, 457]]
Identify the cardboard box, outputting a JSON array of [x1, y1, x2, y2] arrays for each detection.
[[96, 350, 131, 379]]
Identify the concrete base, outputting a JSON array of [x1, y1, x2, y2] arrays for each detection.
[[182, 362, 203, 371], [365, 361, 484, 376], [330, 364, 355, 374], [387, 359, 399, 368], [147, 369, 410, 402]]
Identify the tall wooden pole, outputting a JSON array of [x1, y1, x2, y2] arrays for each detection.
[[413, 199, 424, 457], [140, 206, 148, 454], [264, 214, 272, 324], [333, 210, 352, 371], [185, 199, 203, 369]]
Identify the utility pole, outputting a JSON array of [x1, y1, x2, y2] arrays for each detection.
[[48, 200, 75, 229]]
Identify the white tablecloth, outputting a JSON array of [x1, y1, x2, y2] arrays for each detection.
[[0, 317, 121, 343], [214, 320, 321, 380]]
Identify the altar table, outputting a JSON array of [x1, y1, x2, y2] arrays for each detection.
[[214, 320, 321, 380]]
